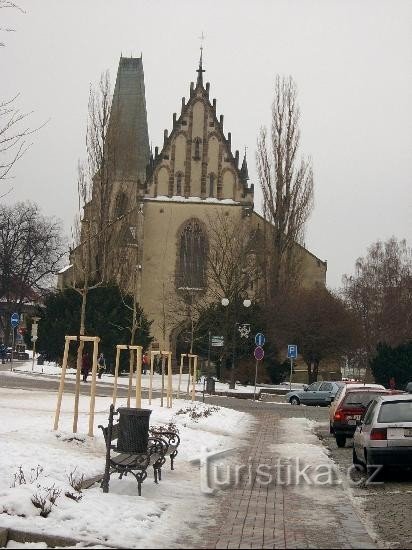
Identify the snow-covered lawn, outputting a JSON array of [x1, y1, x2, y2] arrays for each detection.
[[0, 388, 254, 548], [10, 361, 260, 394]]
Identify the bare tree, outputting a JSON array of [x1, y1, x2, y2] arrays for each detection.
[[256, 75, 314, 299], [342, 237, 412, 374], [0, 201, 65, 343]]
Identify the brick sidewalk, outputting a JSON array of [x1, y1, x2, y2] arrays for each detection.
[[201, 411, 376, 549]]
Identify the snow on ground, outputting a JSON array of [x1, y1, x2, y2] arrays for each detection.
[[10, 361, 259, 394], [0, 388, 254, 548]]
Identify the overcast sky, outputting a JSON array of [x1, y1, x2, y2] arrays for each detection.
[[2, 0, 411, 289]]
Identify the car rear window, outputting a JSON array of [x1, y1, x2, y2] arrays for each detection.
[[343, 391, 388, 407], [378, 401, 412, 423]]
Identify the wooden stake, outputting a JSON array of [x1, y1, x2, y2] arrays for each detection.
[[53, 336, 71, 431], [186, 356, 191, 398], [112, 346, 121, 408], [167, 352, 173, 408], [177, 354, 185, 399], [149, 351, 156, 405], [160, 353, 165, 407], [135, 346, 143, 408], [72, 339, 84, 434], [127, 349, 134, 408], [88, 337, 99, 437], [192, 355, 197, 402]]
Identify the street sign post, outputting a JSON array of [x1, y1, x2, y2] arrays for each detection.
[[10, 312, 19, 368], [253, 346, 265, 401], [31, 317, 40, 372], [287, 344, 298, 390]]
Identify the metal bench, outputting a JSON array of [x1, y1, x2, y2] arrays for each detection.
[[99, 405, 168, 496]]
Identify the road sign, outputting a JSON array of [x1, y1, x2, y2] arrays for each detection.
[[211, 336, 224, 347], [255, 332, 265, 347], [287, 344, 298, 359], [10, 313, 19, 328], [254, 346, 264, 361]]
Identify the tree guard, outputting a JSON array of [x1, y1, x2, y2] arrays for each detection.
[[112, 344, 143, 408], [53, 335, 100, 437]]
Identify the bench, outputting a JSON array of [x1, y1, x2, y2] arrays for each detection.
[[98, 405, 168, 496]]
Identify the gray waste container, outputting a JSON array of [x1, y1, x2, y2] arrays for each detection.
[[117, 408, 152, 453], [206, 376, 216, 394], [37, 354, 44, 365]]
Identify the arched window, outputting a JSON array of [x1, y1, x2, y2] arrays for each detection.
[[209, 173, 215, 197], [178, 219, 207, 289], [115, 192, 127, 217], [176, 172, 183, 196]]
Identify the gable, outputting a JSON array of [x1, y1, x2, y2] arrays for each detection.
[[145, 79, 254, 205]]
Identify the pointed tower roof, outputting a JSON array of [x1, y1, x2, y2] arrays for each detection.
[[109, 56, 150, 181], [240, 149, 249, 183]]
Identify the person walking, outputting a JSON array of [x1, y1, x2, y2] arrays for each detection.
[[98, 352, 106, 379], [0, 344, 6, 364], [142, 351, 148, 375], [81, 351, 91, 382]]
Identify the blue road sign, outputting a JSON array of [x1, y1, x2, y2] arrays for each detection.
[[255, 332, 265, 347], [287, 344, 298, 359], [10, 312, 19, 328], [254, 346, 264, 361]]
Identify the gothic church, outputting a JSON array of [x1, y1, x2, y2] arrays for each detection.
[[59, 55, 327, 353]]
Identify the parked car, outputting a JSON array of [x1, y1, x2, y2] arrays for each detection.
[[286, 381, 345, 406], [353, 394, 412, 472], [406, 382, 412, 393], [329, 382, 385, 433], [332, 388, 392, 447]]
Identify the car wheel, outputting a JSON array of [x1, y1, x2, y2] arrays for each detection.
[[290, 396, 300, 406], [352, 447, 362, 466], [335, 434, 346, 448], [365, 451, 385, 481]]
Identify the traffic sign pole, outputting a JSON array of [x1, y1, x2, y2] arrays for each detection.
[[289, 357, 293, 391], [254, 359, 259, 401]]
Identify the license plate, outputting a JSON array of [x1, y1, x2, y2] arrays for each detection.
[[346, 415, 361, 421], [347, 419, 357, 425], [405, 428, 412, 437]]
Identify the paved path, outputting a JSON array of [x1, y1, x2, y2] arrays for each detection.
[[201, 408, 376, 549]]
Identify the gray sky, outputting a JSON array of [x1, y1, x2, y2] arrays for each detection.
[[2, 0, 411, 289]]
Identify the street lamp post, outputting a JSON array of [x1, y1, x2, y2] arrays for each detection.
[[221, 297, 251, 389]]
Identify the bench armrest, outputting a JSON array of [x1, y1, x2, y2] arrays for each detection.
[[150, 431, 180, 448], [148, 436, 169, 455]]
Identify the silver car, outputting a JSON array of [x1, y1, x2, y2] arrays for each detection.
[[353, 394, 412, 470], [286, 381, 344, 406]]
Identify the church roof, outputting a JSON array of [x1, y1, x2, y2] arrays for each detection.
[[109, 56, 150, 182]]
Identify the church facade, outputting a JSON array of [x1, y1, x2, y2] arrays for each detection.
[[59, 55, 327, 353]]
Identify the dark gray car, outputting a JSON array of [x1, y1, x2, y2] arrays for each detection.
[[286, 381, 345, 406]]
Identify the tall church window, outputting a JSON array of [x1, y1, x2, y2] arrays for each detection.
[[209, 173, 215, 197], [178, 219, 207, 289], [176, 172, 183, 196], [193, 138, 201, 160], [115, 191, 127, 217]]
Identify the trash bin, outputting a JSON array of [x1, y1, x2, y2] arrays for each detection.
[[206, 376, 216, 394], [37, 354, 44, 366], [117, 408, 152, 453]]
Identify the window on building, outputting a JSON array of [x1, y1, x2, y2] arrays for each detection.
[[178, 219, 207, 289], [176, 172, 183, 196], [209, 173, 215, 197], [193, 138, 201, 160], [115, 192, 127, 217]]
